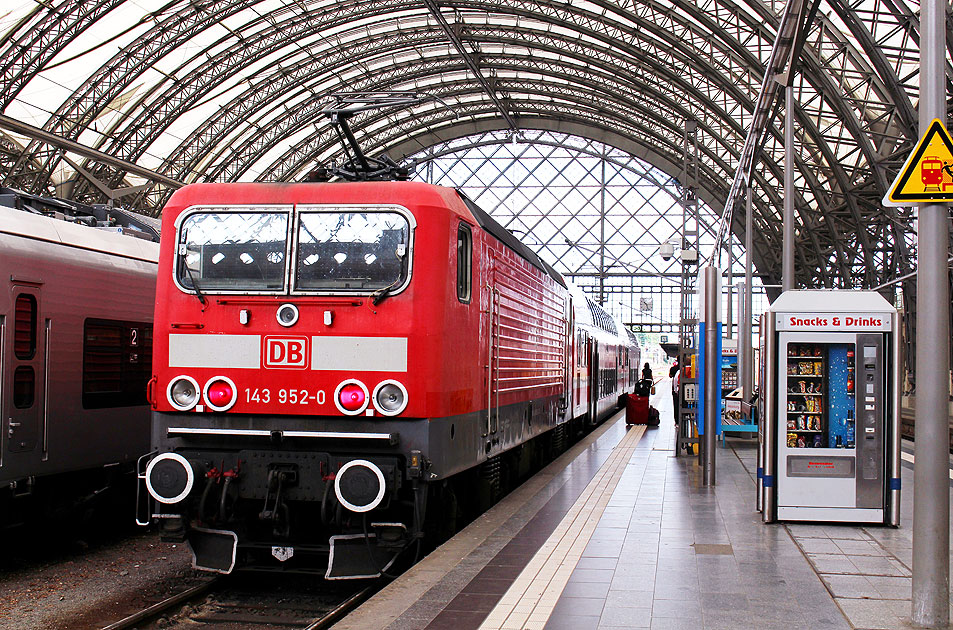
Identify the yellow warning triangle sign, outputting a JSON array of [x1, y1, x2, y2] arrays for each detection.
[[884, 119, 953, 205]]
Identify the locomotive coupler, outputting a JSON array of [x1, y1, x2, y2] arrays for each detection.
[[158, 515, 186, 542], [259, 465, 297, 534]]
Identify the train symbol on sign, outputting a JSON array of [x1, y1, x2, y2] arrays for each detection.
[[920, 156, 953, 192], [263, 336, 309, 369]]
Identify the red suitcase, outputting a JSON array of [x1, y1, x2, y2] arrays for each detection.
[[625, 393, 650, 425]]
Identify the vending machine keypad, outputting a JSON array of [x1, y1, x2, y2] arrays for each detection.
[[856, 335, 884, 505]]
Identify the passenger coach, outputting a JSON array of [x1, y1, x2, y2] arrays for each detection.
[[0, 191, 158, 525]]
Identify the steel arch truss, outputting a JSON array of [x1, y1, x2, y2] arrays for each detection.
[[0, 0, 939, 291], [409, 129, 750, 323]]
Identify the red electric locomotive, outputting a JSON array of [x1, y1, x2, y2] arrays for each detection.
[[141, 181, 637, 576]]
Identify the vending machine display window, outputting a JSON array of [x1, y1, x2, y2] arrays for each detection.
[[721, 353, 738, 391], [783, 342, 856, 450]]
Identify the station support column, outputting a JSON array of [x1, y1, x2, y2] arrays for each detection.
[[742, 186, 754, 398], [912, 0, 950, 625], [702, 265, 719, 486], [782, 85, 795, 292]]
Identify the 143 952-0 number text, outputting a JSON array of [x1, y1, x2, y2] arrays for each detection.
[[244, 388, 326, 405]]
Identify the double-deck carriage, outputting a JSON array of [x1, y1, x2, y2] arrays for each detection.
[[0, 190, 158, 526], [569, 287, 641, 428], [142, 181, 637, 576]]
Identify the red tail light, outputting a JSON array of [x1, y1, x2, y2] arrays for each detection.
[[334, 380, 369, 415], [339, 384, 366, 410], [208, 381, 233, 406], [203, 376, 237, 412]]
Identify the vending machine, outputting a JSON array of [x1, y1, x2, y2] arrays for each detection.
[[760, 290, 900, 525]]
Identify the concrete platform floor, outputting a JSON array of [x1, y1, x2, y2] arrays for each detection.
[[336, 383, 950, 630]]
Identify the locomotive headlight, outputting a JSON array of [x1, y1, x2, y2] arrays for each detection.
[[145, 453, 195, 504], [167, 375, 200, 411], [372, 380, 408, 416], [334, 379, 369, 415], [203, 376, 237, 412], [276, 303, 299, 327]]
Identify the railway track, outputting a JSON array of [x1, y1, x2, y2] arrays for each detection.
[[898, 408, 953, 449], [101, 573, 376, 630]]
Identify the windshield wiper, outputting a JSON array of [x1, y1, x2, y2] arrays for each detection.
[[183, 261, 208, 308], [179, 231, 208, 308], [371, 282, 396, 306]]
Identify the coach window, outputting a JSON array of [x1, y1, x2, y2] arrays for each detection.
[[82, 319, 153, 409], [13, 366, 34, 408], [14, 294, 36, 360], [457, 223, 472, 303]]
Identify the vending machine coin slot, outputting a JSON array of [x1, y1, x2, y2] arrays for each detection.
[[855, 335, 884, 507]]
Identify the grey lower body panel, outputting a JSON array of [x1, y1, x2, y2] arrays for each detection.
[[152, 394, 564, 481], [147, 394, 619, 575]]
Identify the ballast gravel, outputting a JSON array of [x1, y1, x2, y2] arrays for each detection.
[[0, 530, 196, 630]]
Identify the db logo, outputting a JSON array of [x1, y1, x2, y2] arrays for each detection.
[[263, 336, 309, 369]]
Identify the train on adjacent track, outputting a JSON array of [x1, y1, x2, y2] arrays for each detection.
[[140, 181, 639, 576], [0, 187, 159, 526]]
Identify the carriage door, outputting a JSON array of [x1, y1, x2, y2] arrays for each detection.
[[488, 281, 501, 435], [562, 299, 572, 414], [588, 339, 598, 422], [484, 253, 501, 437], [5, 287, 43, 454]]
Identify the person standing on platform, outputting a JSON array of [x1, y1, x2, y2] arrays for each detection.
[[642, 362, 653, 382], [670, 361, 679, 424]]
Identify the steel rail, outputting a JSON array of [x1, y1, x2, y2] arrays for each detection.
[[99, 577, 220, 630], [301, 586, 375, 630]]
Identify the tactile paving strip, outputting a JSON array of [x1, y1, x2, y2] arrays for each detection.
[[478, 424, 647, 630]]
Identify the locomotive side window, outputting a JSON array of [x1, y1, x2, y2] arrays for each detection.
[[295, 210, 411, 293], [176, 210, 289, 293], [13, 366, 34, 408], [82, 319, 153, 409], [14, 294, 36, 360], [457, 223, 472, 303]]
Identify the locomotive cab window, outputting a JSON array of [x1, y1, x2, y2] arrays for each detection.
[[294, 207, 413, 294], [176, 208, 290, 293], [457, 223, 472, 303]]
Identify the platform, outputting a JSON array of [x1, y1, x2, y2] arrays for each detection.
[[336, 382, 942, 630]]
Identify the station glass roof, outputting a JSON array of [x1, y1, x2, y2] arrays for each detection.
[[0, 0, 937, 292]]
